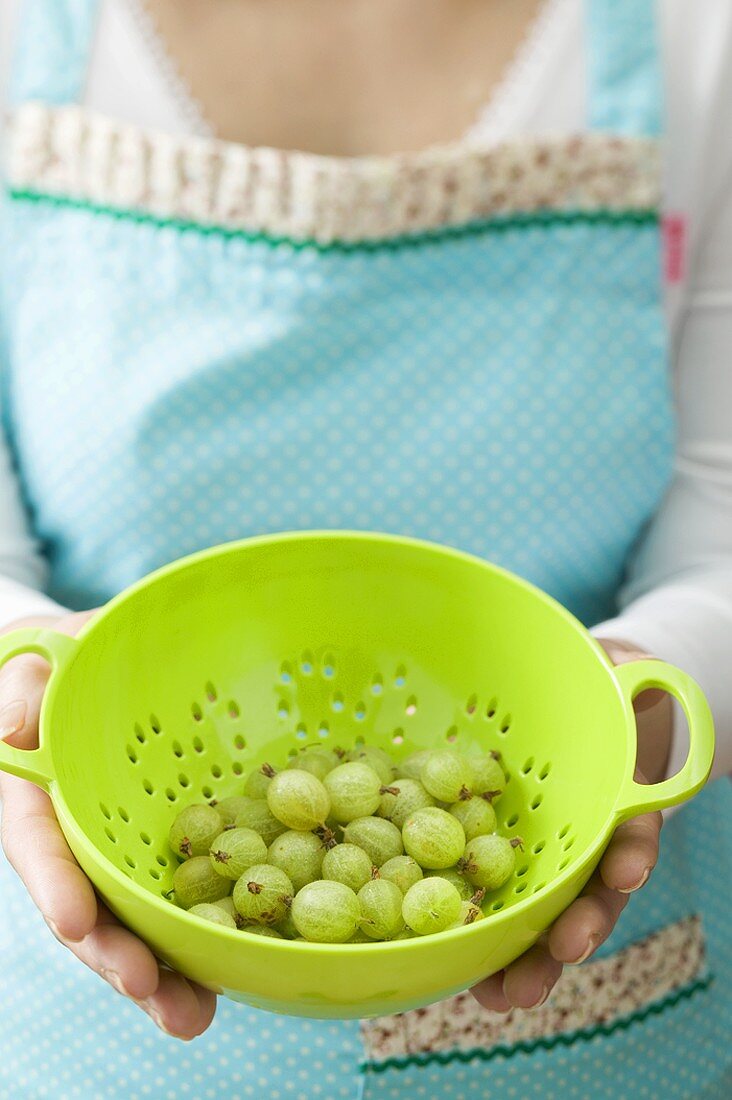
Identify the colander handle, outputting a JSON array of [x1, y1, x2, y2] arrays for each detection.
[[613, 659, 715, 821], [0, 628, 78, 790]]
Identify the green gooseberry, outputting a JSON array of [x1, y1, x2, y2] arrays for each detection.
[[168, 803, 224, 860], [173, 856, 231, 909], [402, 807, 466, 869]]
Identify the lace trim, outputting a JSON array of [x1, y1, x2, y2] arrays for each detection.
[[361, 976, 712, 1074], [121, 0, 212, 139], [466, 0, 572, 144], [361, 914, 706, 1063], [6, 103, 660, 244]]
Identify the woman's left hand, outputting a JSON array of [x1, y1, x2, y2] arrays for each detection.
[[470, 638, 673, 1012]]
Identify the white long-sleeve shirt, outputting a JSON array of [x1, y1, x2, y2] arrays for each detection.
[[1, 0, 732, 783]]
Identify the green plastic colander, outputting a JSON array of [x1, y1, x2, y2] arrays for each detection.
[[0, 532, 714, 1019]]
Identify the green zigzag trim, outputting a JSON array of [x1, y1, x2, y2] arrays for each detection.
[[360, 973, 712, 1075], [7, 187, 658, 253]]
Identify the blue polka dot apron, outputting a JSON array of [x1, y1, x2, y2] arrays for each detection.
[[1, 1, 730, 1097]]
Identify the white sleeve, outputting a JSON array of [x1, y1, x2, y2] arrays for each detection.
[[593, 16, 732, 783], [0, 0, 68, 627]]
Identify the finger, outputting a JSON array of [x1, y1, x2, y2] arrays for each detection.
[[0, 610, 96, 749], [470, 970, 511, 1013], [60, 905, 216, 1039], [548, 872, 629, 964], [0, 654, 49, 751], [140, 968, 217, 1040], [63, 903, 160, 1003], [599, 810, 662, 894], [1, 779, 98, 942], [0, 608, 101, 942], [502, 940, 563, 1009]]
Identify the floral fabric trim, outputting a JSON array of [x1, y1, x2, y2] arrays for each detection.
[[6, 103, 660, 244], [360, 914, 706, 1063]]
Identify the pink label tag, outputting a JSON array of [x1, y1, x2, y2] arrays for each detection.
[[663, 214, 686, 284]]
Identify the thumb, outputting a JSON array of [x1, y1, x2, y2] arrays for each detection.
[[595, 636, 667, 713]]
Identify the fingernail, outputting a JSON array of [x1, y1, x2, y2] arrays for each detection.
[[101, 968, 129, 997], [144, 1003, 170, 1033], [527, 981, 553, 1009], [45, 918, 61, 940], [0, 699, 27, 739], [142, 1001, 187, 1040], [618, 867, 651, 894], [570, 933, 600, 965]]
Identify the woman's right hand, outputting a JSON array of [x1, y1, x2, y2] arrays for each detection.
[[0, 610, 217, 1040]]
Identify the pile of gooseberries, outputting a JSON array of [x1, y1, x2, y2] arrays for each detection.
[[166, 742, 524, 943]]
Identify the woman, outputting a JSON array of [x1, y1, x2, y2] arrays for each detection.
[[0, 1, 730, 1096]]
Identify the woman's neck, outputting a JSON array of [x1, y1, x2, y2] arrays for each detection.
[[142, 0, 544, 155]]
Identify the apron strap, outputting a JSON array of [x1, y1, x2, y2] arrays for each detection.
[[9, 0, 101, 106], [585, 0, 663, 137]]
